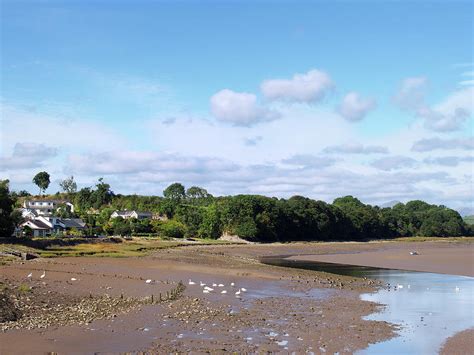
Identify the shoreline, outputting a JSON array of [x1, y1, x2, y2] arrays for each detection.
[[1, 240, 472, 353], [286, 242, 474, 277]]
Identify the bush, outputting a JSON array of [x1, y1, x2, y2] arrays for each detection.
[[156, 220, 187, 238]]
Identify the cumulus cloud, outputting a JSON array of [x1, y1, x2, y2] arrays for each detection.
[[210, 89, 279, 126], [393, 77, 472, 132], [67, 151, 239, 177], [371, 155, 418, 171], [392, 76, 428, 110], [423, 156, 474, 167], [411, 137, 474, 152], [323, 143, 388, 154], [423, 86, 474, 132], [336, 92, 376, 121], [261, 69, 334, 103], [281, 154, 337, 168], [0, 142, 58, 171], [244, 136, 263, 146]]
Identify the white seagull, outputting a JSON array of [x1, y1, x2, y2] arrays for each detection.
[[145, 279, 152, 284], [70, 278, 77, 281]]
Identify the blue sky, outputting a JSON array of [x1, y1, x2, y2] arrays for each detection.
[[1, 0, 473, 214]]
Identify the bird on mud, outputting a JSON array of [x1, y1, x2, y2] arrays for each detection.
[[218, 284, 224, 287], [221, 290, 227, 294], [70, 278, 77, 281], [240, 287, 247, 292], [235, 289, 241, 296], [230, 282, 235, 287], [40, 271, 46, 279], [27, 272, 33, 279], [188, 279, 196, 285], [410, 251, 419, 255], [145, 279, 152, 284]]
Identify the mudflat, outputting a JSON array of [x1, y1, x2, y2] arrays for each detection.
[[287, 241, 474, 277], [0, 239, 472, 353]]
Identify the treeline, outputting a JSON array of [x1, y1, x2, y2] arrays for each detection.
[[4, 178, 472, 240]]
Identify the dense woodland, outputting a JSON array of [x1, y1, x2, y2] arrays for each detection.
[[1, 177, 472, 240]]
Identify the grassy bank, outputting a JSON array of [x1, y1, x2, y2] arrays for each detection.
[[0, 237, 231, 259]]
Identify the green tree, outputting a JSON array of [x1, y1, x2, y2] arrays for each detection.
[[155, 219, 187, 238], [32, 171, 50, 195], [59, 176, 77, 194], [186, 186, 211, 204], [0, 180, 16, 237], [163, 183, 186, 202]]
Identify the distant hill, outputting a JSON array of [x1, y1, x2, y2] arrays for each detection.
[[464, 215, 474, 225], [379, 200, 402, 208]]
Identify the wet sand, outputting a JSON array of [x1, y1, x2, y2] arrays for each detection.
[[287, 242, 474, 277], [0, 240, 472, 353], [441, 328, 474, 354]]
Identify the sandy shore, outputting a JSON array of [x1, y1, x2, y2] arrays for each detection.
[[287, 241, 474, 277], [0, 239, 472, 353], [440, 328, 474, 354]]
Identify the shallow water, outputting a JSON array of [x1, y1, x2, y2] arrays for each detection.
[[261, 256, 474, 354]]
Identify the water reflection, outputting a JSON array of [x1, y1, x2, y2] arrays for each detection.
[[261, 256, 474, 354]]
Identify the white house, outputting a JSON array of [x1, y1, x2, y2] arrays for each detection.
[[20, 216, 87, 237], [110, 210, 153, 220], [23, 199, 75, 217]]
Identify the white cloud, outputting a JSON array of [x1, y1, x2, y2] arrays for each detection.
[[392, 76, 428, 110], [371, 155, 418, 171], [0, 142, 58, 171], [244, 136, 263, 146], [423, 156, 474, 167], [411, 137, 474, 152], [336, 92, 376, 122], [261, 69, 334, 103], [210, 89, 280, 126], [0, 101, 126, 151], [393, 77, 472, 132], [281, 154, 338, 168], [324, 143, 388, 154]]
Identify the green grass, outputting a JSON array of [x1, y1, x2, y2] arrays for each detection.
[[1, 237, 232, 259], [17, 284, 31, 293]]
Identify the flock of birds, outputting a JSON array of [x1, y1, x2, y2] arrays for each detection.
[[143, 278, 247, 297], [145, 279, 247, 298], [26, 271, 79, 281], [187, 279, 247, 297]]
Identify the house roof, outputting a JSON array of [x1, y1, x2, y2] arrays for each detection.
[[61, 218, 87, 229], [113, 210, 152, 217], [24, 219, 51, 230]]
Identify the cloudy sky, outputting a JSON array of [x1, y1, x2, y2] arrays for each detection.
[[1, 1, 473, 214]]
